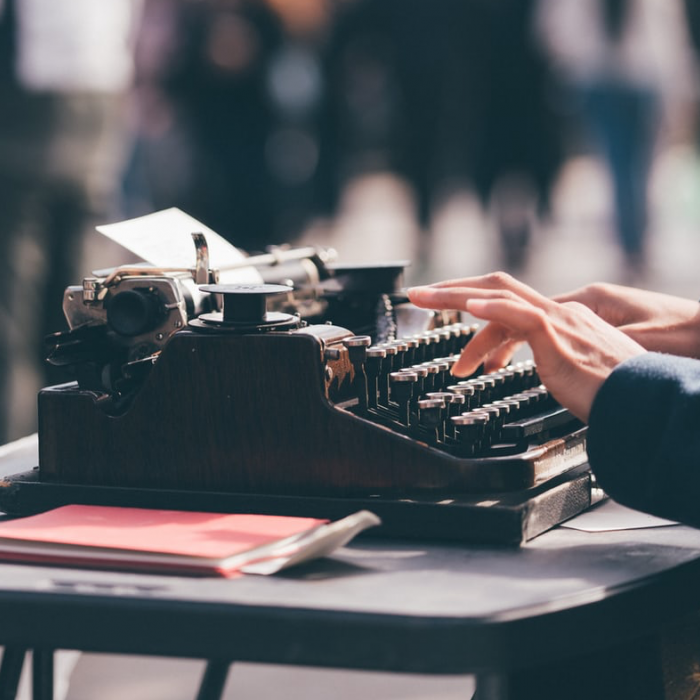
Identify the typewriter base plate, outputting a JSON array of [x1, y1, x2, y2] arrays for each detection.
[[0, 464, 599, 545]]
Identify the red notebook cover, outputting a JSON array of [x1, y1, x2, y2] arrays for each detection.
[[0, 505, 329, 577]]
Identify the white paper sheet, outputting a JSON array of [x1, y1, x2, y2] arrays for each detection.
[[96, 208, 262, 284], [240, 510, 382, 575], [561, 498, 678, 532]]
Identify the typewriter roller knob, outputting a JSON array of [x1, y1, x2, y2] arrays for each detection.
[[190, 283, 299, 332]]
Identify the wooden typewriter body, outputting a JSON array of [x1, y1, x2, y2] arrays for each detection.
[[38, 319, 586, 497]]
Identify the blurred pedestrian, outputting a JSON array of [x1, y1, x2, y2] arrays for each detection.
[[317, 0, 564, 272], [125, 0, 285, 251], [0, 0, 141, 440], [536, 0, 695, 279]]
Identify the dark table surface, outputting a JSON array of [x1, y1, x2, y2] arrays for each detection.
[[1, 435, 699, 679]]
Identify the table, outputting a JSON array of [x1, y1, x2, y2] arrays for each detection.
[[0, 436, 699, 700]]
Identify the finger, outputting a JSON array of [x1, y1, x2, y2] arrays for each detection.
[[552, 289, 589, 305], [553, 282, 629, 308], [407, 286, 525, 314], [451, 321, 516, 377], [482, 339, 525, 373], [465, 297, 551, 347], [424, 272, 549, 306], [552, 284, 627, 326]]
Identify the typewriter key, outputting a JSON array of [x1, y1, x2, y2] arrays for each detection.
[[419, 362, 440, 393], [411, 334, 429, 363], [381, 343, 399, 374], [452, 413, 488, 455], [445, 325, 462, 354], [405, 365, 428, 405], [468, 379, 486, 406], [479, 405, 505, 441], [404, 337, 419, 366], [343, 336, 372, 413], [496, 367, 516, 392], [437, 329, 452, 356], [423, 331, 442, 360], [498, 398, 522, 421], [509, 365, 526, 391], [390, 371, 417, 426], [469, 409, 497, 448], [391, 340, 409, 369], [490, 372, 506, 398], [432, 361, 450, 391], [510, 393, 534, 415], [457, 325, 474, 350], [418, 397, 446, 443], [447, 384, 475, 412], [477, 376, 497, 403], [365, 347, 386, 410], [447, 394, 466, 436], [427, 392, 461, 438]]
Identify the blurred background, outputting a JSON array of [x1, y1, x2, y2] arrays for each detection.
[[2, 0, 700, 696], [2, 0, 700, 442]]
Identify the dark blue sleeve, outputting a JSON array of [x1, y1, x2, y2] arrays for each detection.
[[587, 352, 700, 526]]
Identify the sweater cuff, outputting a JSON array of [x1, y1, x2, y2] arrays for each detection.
[[587, 352, 700, 521]]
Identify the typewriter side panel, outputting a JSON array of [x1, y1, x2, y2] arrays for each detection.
[[37, 330, 583, 495]]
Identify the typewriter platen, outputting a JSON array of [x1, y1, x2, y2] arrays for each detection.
[[6, 229, 596, 544]]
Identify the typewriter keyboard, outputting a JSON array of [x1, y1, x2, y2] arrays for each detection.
[[341, 323, 578, 457]]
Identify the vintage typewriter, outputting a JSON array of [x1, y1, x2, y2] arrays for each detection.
[[0, 226, 598, 544]]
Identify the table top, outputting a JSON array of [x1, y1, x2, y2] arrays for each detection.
[[2, 435, 700, 676]]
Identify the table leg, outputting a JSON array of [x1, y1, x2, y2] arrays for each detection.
[[473, 634, 665, 700], [31, 650, 53, 700], [0, 648, 26, 700], [196, 661, 231, 700]]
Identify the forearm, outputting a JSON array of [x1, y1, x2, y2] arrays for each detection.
[[588, 353, 700, 526], [620, 315, 700, 359]]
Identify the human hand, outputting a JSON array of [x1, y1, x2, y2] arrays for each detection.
[[407, 272, 646, 422], [554, 283, 700, 358]]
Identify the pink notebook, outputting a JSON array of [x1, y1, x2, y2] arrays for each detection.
[[0, 505, 330, 577]]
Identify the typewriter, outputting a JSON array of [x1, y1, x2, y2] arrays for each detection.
[[0, 218, 597, 544]]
